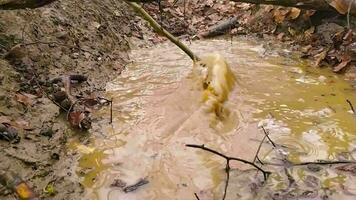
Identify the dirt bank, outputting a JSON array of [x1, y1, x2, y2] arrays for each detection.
[[0, 0, 151, 199]]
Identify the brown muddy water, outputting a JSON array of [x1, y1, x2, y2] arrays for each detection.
[[70, 38, 356, 200]]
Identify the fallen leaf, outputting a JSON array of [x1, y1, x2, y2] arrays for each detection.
[[329, 0, 349, 14], [288, 8, 301, 19], [277, 32, 285, 40], [333, 54, 351, 72], [68, 111, 85, 128], [314, 49, 328, 67], [304, 26, 315, 37], [0, 116, 12, 124], [15, 182, 35, 199], [302, 10, 316, 21], [273, 9, 289, 23], [15, 93, 37, 106], [288, 27, 297, 36], [14, 118, 31, 130]]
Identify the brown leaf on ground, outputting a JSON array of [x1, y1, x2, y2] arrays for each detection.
[[288, 8, 301, 19], [329, 0, 349, 14], [14, 118, 31, 130], [68, 111, 85, 128], [273, 9, 289, 23], [0, 115, 12, 124], [343, 29, 353, 42], [15, 93, 37, 106], [314, 49, 328, 67], [333, 54, 352, 72], [304, 26, 315, 37]]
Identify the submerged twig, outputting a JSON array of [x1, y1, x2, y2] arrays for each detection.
[[194, 193, 200, 200], [253, 135, 267, 164], [123, 178, 149, 193], [110, 98, 113, 124], [261, 126, 276, 147], [124, 1, 199, 61], [346, 99, 355, 115], [186, 144, 270, 200]]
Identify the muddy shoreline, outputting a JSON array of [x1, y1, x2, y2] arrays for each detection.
[[0, 1, 355, 199]]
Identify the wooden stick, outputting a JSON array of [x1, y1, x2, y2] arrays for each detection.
[[125, 1, 199, 61]]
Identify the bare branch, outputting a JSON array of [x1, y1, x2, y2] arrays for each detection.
[[346, 99, 355, 115], [186, 144, 271, 180], [124, 1, 199, 61], [261, 126, 276, 148], [0, 0, 56, 10]]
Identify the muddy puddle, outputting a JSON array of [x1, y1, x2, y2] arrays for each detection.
[[71, 38, 356, 200]]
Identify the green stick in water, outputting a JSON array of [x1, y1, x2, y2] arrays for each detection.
[[124, 1, 199, 61]]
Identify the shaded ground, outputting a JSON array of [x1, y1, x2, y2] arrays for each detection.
[[0, 0, 148, 199], [0, 0, 355, 199]]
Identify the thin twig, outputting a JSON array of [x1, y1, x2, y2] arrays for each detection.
[[346, 99, 355, 115], [66, 100, 79, 120], [253, 135, 267, 164], [222, 160, 230, 200], [194, 193, 200, 200], [125, 1, 199, 61], [347, 0, 355, 29], [186, 144, 270, 179], [186, 144, 270, 200], [262, 160, 356, 167], [110, 98, 113, 124], [261, 126, 276, 147]]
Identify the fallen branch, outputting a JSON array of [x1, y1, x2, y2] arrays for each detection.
[[194, 193, 200, 200], [261, 126, 276, 148], [186, 144, 270, 200], [253, 135, 267, 164], [198, 16, 239, 38], [346, 99, 355, 114], [124, 1, 199, 61], [0, 0, 56, 10], [110, 98, 113, 124]]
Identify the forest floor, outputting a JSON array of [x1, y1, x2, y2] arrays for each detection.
[[0, 0, 355, 199]]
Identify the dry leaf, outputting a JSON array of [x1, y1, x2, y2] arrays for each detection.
[[277, 32, 285, 40], [288, 27, 297, 36], [333, 54, 351, 72], [288, 8, 301, 19], [304, 26, 315, 37], [68, 111, 85, 128], [15, 182, 35, 200], [14, 118, 31, 130], [329, 0, 349, 14], [314, 49, 328, 67], [15, 93, 37, 106], [302, 10, 316, 20], [0, 116, 12, 124], [273, 9, 289, 23]]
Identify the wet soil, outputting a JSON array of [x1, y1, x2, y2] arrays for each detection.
[[0, 0, 151, 199]]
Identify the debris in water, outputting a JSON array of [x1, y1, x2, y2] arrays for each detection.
[[123, 178, 149, 193], [110, 179, 127, 188], [68, 111, 91, 130]]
